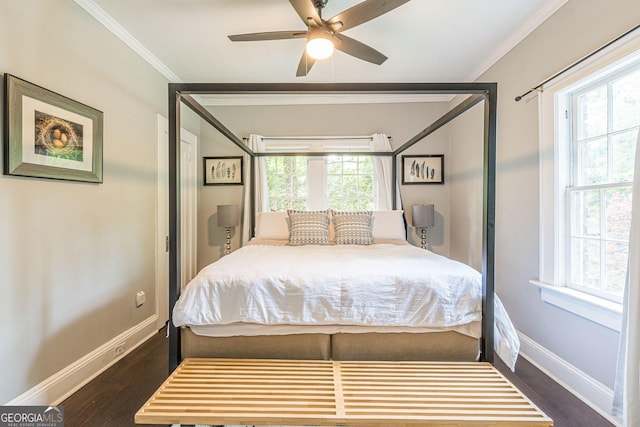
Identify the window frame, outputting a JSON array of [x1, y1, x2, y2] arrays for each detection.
[[563, 63, 639, 303], [262, 138, 377, 211], [534, 36, 640, 331], [325, 155, 375, 211], [264, 156, 308, 212]]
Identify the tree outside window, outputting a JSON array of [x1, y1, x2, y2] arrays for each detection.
[[265, 154, 375, 211], [566, 65, 639, 301]]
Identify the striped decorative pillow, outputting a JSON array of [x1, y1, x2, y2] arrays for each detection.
[[287, 210, 331, 245], [332, 210, 374, 245]]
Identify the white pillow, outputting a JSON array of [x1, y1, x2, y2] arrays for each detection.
[[254, 211, 289, 240], [372, 210, 406, 240]]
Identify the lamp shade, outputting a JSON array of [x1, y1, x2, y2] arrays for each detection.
[[217, 205, 239, 227], [412, 204, 435, 228]]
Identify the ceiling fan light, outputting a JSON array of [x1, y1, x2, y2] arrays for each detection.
[[306, 34, 334, 60]]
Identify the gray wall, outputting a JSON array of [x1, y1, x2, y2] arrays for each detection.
[[197, 123, 246, 270], [449, 102, 484, 271], [196, 102, 453, 269], [0, 1, 168, 403], [448, 0, 640, 389]]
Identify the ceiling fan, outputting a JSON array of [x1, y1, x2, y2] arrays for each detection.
[[228, 0, 410, 77]]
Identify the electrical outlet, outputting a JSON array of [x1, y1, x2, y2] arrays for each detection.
[[135, 291, 145, 307], [114, 342, 126, 357]]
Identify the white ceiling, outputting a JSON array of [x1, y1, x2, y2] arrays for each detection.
[[78, 0, 566, 86]]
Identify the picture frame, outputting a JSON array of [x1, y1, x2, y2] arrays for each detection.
[[203, 156, 243, 185], [3, 74, 103, 183], [401, 154, 444, 184]]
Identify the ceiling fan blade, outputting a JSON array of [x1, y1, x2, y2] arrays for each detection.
[[326, 0, 410, 33], [289, 0, 322, 26], [296, 50, 316, 77], [334, 34, 387, 65], [228, 31, 307, 42]]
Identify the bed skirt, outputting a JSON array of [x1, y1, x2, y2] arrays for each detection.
[[181, 327, 480, 361]]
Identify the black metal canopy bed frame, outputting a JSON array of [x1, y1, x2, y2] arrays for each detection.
[[136, 82, 554, 426], [166, 82, 497, 374]]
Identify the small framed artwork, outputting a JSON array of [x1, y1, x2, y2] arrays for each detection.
[[402, 155, 444, 184], [4, 74, 103, 183], [204, 156, 243, 185]]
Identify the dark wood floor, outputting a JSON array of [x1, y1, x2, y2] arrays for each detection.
[[62, 328, 615, 427]]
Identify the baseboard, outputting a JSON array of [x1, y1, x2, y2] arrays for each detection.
[[517, 331, 621, 426], [7, 315, 159, 406]]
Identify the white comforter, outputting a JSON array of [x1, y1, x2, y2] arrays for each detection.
[[173, 242, 519, 369]]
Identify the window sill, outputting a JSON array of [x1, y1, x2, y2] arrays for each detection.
[[530, 280, 622, 332]]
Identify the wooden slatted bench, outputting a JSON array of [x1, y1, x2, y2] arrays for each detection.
[[135, 358, 552, 426]]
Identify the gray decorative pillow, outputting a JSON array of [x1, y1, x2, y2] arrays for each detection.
[[332, 210, 374, 245], [287, 210, 331, 245]]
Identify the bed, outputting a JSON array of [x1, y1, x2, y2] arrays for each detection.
[[167, 84, 498, 373], [172, 210, 519, 370], [136, 82, 552, 426]]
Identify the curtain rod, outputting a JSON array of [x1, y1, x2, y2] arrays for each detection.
[[515, 22, 640, 102], [242, 135, 391, 141]]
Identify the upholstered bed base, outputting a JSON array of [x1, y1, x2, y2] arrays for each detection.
[[181, 327, 480, 361], [182, 328, 331, 360], [331, 331, 480, 361]]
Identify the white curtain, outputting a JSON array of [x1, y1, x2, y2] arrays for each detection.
[[613, 129, 640, 426], [372, 133, 401, 210], [242, 134, 268, 244]]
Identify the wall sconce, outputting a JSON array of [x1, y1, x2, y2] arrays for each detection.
[[412, 204, 435, 249], [217, 205, 239, 255]]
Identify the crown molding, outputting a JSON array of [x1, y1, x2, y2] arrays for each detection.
[[73, 0, 182, 83], [74, 0, 565, 103], [466, 0, 569, 81]]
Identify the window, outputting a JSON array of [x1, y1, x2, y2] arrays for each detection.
[[327, 155, 374, 210], [265, 155, 375, 211], [260, 137, 381, 212], [537, 44, 639, 326], [265, 156, 308, 211], [562, 62, 639, 302]]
